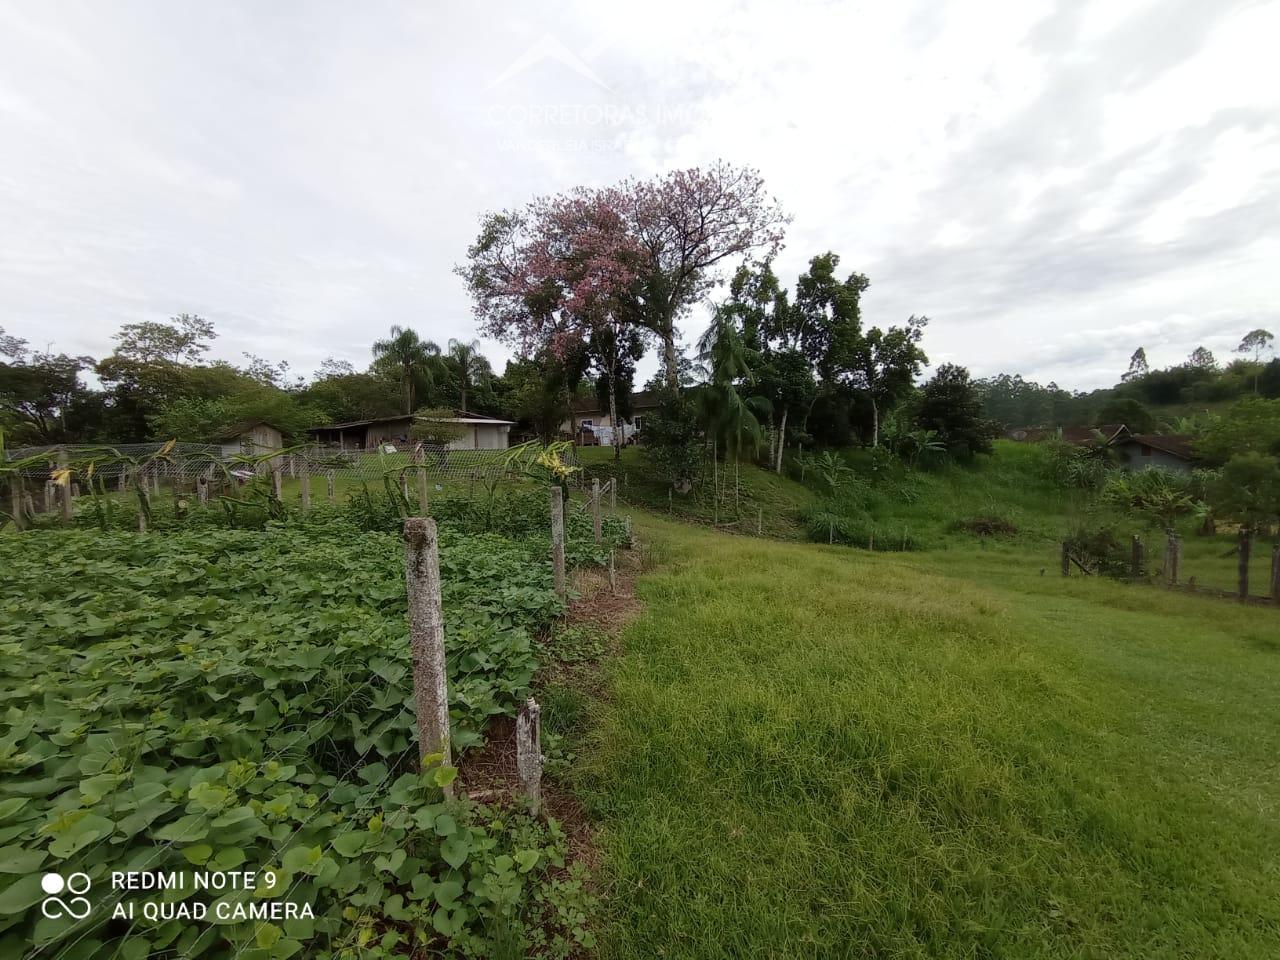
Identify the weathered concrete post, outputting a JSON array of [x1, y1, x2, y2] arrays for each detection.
[[326, 470, 336, 504], [196, 475, 209, 504], [151, 469, 160, 499], [43, 480, 54, 512], [1061, 541, 1070, 577], [271, 463, 283, 500], [592, 479, 602, 544], [550, 486, 566, 602], [1130, 535, 1144, 580], [415, 447, 429, 514], [403, 517, 453, 796], [515, 697, 542, 815], [609, 548, 617, 596], [400, 473, 409, 501], [288, 454, 296, 479], [57, 449, 72, 526], [610, 478, 616, 514], [1271, 543, 1280, 604], [1238, 528, 1251, 601], [9, 476, 25, 531], [299, 469, 311, 513]]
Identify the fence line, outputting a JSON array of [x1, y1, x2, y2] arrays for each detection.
[[1062, 530, 1280, 606]]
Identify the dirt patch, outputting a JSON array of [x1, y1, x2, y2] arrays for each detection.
[[459, 544, 643, 805]]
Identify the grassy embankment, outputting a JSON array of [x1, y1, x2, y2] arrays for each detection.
[[552, 512, 1280, 957]]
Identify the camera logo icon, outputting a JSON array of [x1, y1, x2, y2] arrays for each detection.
[[40, 872, 92, 920]]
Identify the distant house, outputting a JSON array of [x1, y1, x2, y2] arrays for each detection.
[[1111, 434, 1197, 472], [308, 412, 513, 451], [1007, 422, 1196, 471], [214, 420, 285, 458], [561, 390, 662, 445], [1007, 424, 1130, 445]]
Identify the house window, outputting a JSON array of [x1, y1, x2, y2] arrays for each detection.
[[579, 419, 593, 427], [632, 416, 644, 431]]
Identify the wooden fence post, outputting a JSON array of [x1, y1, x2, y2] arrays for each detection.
[[57, 449, 72, 526], [415, 447, 429, 514], [828, 519, 834, 545], [1271, 543, 1280, 604], [1238, 528, 1251, 601], [300, 470, 311, 513], [43, 480, 53, 512], [515, 697, 542, 815], [550, 486, 566, 602], [326, 470, 336, 504], [757, 507, 763, 536], [592, 479, 602, 544], [403, 518, 453, 795], [609, 548, 616, 596], [151, 469, 160, 499], [1167, 534, 1181, 585], [271, 463, 283, 500], [1061, 542, 1070, 576], [610, 478, 616, 513], [196, 475, 209, 504]]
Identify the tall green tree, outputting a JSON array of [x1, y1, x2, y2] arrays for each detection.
[[849, 315, 929, 448], [372, 326, 440, 414], [446, 338, 491, 413], [1237, 329, 1275, 394], [916, 364, 997, 459]]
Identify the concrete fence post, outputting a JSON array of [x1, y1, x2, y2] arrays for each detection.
[[592, 479, 602, 544], [403, 517, 454, 796], [271, 464, 283, 500], [9, 476, 25, 531], [326, 470, 336, 504], [415, 448, 429, 514], [610, 478, 616, 514], [1238, 528, 1252, 601], [609, 548, 617, 595], [1130, 535, 1144, 580], [43, 480, 54, 512], [1167, 534, 1181, 585], [550, 486, 566, 602], [515, 698, 542, 816], [300, 469, 311, 513]]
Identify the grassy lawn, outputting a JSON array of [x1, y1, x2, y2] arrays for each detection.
[[562, 515, 1280, 958]]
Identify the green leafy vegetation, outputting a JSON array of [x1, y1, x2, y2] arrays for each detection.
[[0, 494, 616, 957]]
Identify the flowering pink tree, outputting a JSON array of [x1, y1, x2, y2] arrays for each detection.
[[460, 162, 790, 394], [458, 190, 646, 454]]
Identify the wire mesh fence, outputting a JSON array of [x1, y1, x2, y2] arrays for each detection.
[[3, 441, 586, 513]]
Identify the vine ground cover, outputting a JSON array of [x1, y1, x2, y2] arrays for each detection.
[[0, 494, 627, 959]]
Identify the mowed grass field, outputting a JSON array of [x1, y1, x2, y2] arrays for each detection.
[[561, 515, 1280, 958]]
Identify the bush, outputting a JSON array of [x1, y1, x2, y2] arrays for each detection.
[[800, 502, 924, 550]]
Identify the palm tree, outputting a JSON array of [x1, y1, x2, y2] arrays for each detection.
[[446, 338, 489, 413], [372, 326, 439, 414], [697, 310, 771, 461]]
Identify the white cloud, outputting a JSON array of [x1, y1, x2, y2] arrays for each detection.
[[0, 0, 1276, 391]]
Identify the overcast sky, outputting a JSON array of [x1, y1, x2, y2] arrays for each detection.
[[1, 0, 1277, 391]]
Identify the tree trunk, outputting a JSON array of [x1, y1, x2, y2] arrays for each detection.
[[460, 381, 467, 414], [870, 396, 879, 449], [662, 326, 679, 390], [608, 373, 622, 461], [775, 407, 788, 473]]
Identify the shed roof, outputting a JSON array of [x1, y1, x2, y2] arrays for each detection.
[[213, 420, 286, 442], [1119, 434, 1196, 461]]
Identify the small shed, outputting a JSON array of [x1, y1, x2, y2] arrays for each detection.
[[214, 420, 285, 458]]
